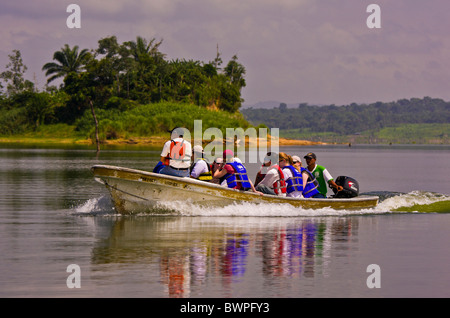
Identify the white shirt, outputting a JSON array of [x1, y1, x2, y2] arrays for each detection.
[[191, 159, 209, 178], [259, 168, 279, 187], [160, 137, 192, 169], [258, 166, 286, 196]]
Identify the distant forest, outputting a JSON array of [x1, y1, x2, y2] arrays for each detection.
[[241, 97, 450, 143]]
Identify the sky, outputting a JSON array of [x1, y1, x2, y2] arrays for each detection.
[[1, 0, 450, 106]]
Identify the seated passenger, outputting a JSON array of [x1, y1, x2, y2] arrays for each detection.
[[283, 154, 322, 198], [254, 152, 287, 196], [159, 127, 192, 178], [304, 152, 341, 198], [213, 149, 261, 194], [210, 157, 223, 184], [279, 153, 302, 198], [190, 145, 212, 181]]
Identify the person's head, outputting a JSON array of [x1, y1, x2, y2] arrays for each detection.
[[212, 157, 223, 172], [304, 152, 317, 166], [292, 155, 301, 166], [169, 127, 186, 140], [263, 151, 277, 166], [223, 149, 234, 162], [192, 145, 204, 159], [278, 152, 292, 168]]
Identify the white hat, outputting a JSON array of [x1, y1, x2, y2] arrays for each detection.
[[169, 127, 187, 140], [263, 152, 277, 163], [292, 155, 301, 164], [193, 145, 203, 153]]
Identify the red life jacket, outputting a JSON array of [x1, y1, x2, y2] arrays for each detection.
[[270, 164, 287, 194]]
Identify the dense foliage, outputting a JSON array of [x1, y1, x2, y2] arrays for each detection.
[[76, 102, 251, 142], [0, 36, 247, 136]]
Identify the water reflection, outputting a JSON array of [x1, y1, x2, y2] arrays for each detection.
[[90, 216, 357, 297]]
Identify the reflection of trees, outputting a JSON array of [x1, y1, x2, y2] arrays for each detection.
[[90, 217, 358, 297]]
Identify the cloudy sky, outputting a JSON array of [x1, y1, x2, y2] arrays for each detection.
[[1, 0, 450, 106]]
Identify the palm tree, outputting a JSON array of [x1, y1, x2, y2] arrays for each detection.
[[124, 36, 164, 62], [42, 44, 90, 83]]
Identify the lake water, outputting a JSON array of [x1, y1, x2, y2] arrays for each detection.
[[1, 144, 449, 301]]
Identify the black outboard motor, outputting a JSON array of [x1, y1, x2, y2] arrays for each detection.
[[332, 176, 359, 198]]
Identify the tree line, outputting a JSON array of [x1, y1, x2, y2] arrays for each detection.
[[241, 98, 450, 136], [0, 36, 247, 136]]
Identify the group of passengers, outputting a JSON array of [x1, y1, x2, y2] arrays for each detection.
[[154, 128, 343, 199]]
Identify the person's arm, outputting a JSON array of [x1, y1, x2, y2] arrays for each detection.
[[160, 141, 170, 165], [328, 179, 343, 192], [214, 165, 228, 179], [254, 172, 264, 187], [248, 179, 263, 195], [323, 168, 343, 192], [301, 171, 309, 197], [190, 161, 202, 178]]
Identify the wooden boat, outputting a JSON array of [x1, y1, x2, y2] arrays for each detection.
[[91, 165, 379, 214]]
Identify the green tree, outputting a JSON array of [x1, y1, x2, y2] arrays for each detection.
[[42, 44, 90, 83], [223, 55, 246, 91], [0, 49, 34, 96], [25, 91, 63, 129], [120, 37, 166, 103], [123, 36, 164, 63], [63, 72, 100, 151]]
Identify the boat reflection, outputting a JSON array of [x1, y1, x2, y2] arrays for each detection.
[[90, 216, 357, 297]]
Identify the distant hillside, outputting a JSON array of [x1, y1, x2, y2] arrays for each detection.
[[242, 101, 322, 109], [241, 97, 450, 144]]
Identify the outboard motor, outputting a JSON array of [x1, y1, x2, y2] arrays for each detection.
[[332, 176, 359, 198]]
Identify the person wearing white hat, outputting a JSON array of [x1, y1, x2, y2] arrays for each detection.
[[210, 157, 224, 184], [291, 155, 302, 170], [159, 127, 192, 177], [190, 145, 212, 181], [254, 152, 287, 196]]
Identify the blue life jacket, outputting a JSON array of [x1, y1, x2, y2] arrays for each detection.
[[153, 161, 165, 173], [300, 167, 320, 198], [224, 162, 252, 190], [283, 165, 303, 193]]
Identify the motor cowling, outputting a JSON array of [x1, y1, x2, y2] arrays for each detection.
[[332, 176, 359, 198]]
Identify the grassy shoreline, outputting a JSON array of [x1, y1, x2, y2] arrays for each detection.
[[0, 135, 324, 147]]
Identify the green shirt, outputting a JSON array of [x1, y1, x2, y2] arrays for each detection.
[[309, 164, 333, 196]]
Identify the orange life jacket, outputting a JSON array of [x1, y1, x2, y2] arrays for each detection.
[[164, 140, 186, 165]]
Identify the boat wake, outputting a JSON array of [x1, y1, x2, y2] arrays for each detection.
[[73, 191, 450, 216], [73, 195, 118, 216], [373, 190, 450, 213]]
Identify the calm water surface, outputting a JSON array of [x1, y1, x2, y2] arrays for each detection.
[[1, 144, 449, 298]]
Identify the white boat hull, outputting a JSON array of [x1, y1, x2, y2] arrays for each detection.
[[91, 165, 379, 214]]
